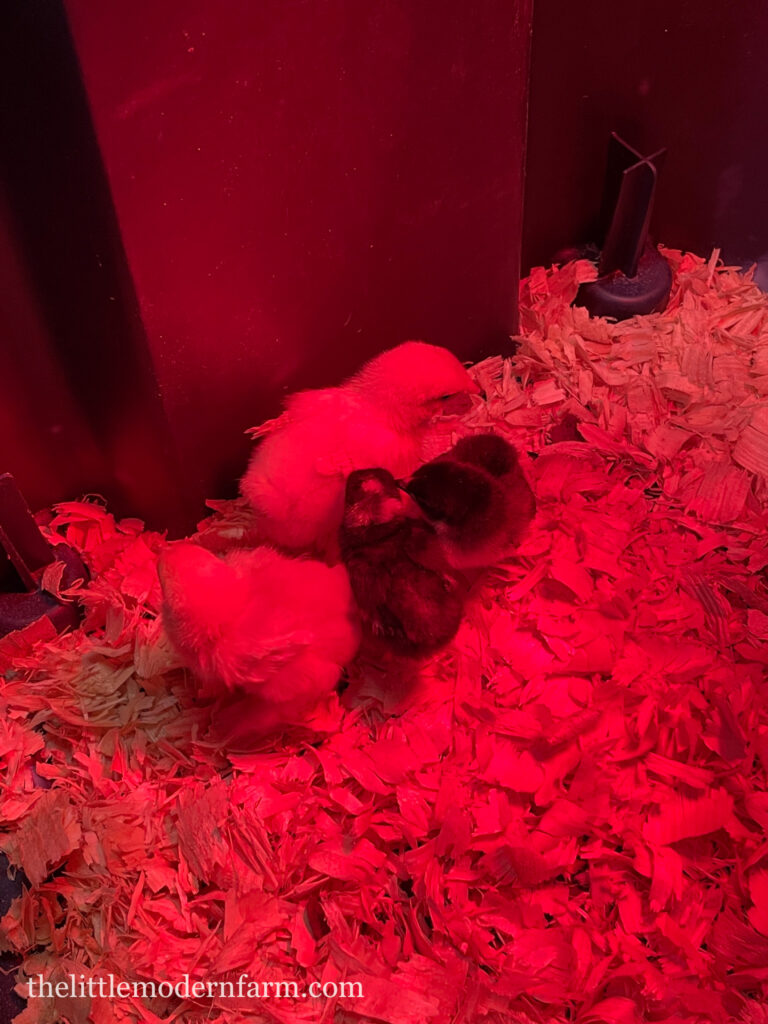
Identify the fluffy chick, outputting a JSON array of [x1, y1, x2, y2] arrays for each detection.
[[339, 468, 466, 657], [241, 341, 480, 559], [157, 542, 359, 732], [405, 433, 535, 569]]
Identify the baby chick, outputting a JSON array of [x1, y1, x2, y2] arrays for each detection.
[[157, 542, 359, 733], [405, 433, 535, 569], [241, 342, 480, 560], [339, 468, 466, 657]]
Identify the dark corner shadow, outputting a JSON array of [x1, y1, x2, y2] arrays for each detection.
[[0, 1, 187, 527]]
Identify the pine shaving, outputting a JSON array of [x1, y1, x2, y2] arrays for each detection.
[[2, 250, 768, 1023]]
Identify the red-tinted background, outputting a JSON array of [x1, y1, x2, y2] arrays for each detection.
[[0, 0, 533, 533], [2, 0, 767, 533], [523, 0, 768, 270]]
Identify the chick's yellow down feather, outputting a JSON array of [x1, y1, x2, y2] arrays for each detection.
[[157, 542, 360, 731], [241, 341, 480, 558]]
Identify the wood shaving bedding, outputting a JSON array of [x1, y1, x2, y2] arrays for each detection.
[[2, 250, 768, 1023]]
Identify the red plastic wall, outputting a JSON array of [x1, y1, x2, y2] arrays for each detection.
[[58, 0, 532, 528], [0, 3, 186, 530]]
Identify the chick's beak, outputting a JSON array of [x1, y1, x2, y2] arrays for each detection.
[[438, 391, 478, 416], [396, 486, 425, 519]]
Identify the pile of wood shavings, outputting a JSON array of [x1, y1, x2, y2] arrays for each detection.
[[3, 250, 768, 1024]]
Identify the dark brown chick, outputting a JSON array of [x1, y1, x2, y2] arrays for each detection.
[[339, 469, 466, 657], [405, 433, 535, 569]]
